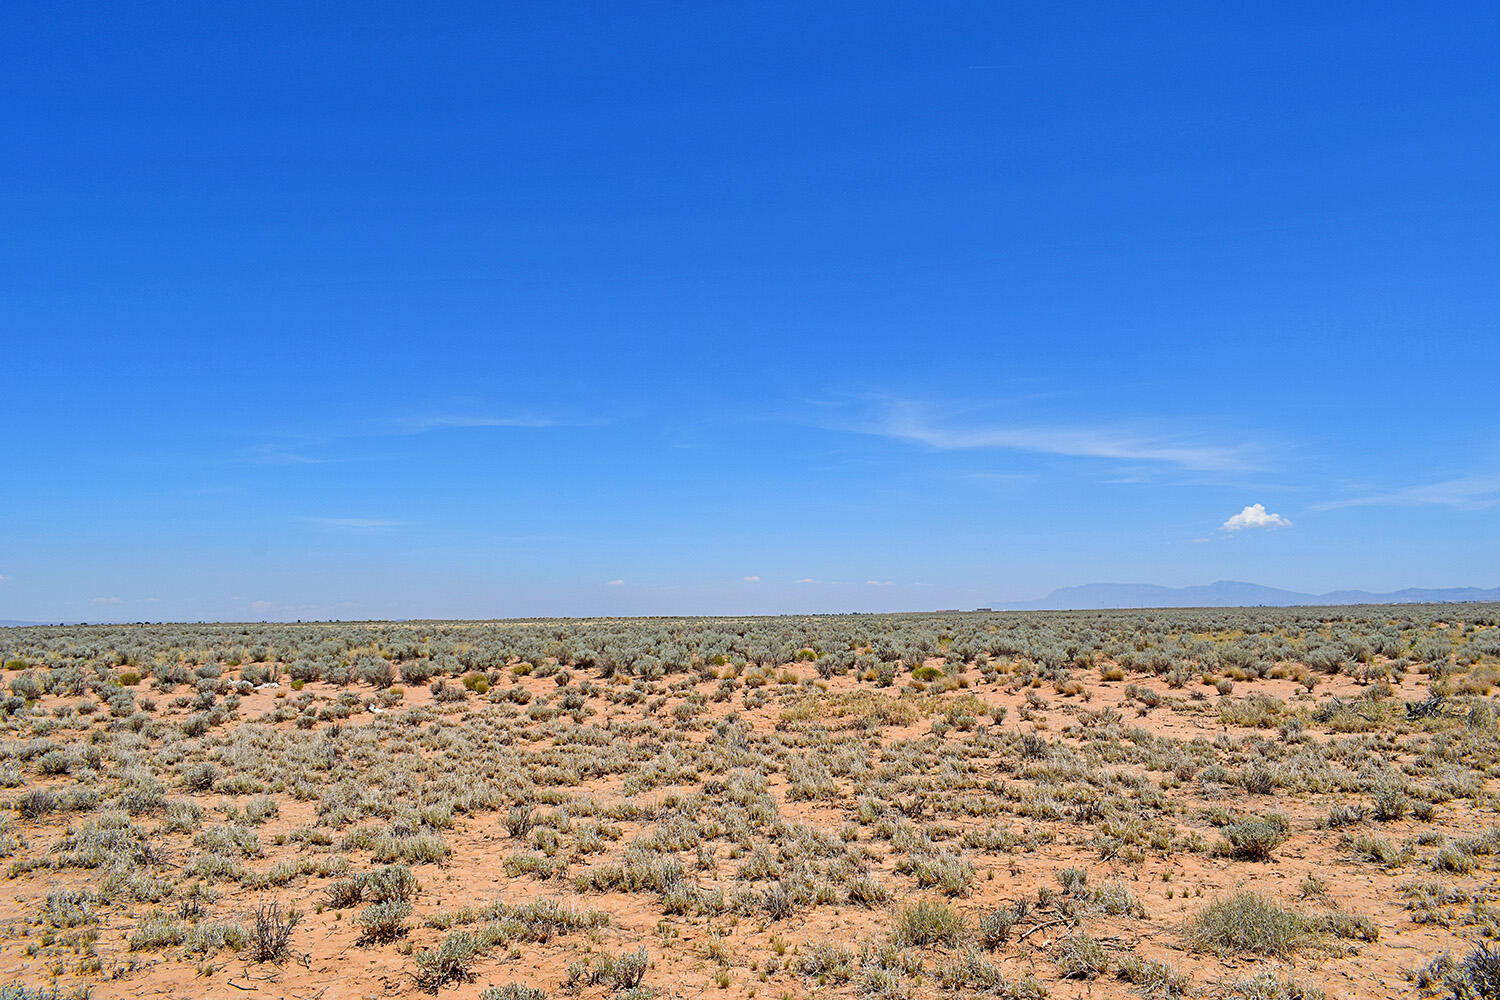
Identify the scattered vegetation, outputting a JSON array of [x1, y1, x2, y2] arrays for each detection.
[[0, 603, 1496, 997]]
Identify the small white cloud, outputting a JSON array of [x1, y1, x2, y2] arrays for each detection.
[[865, 580, 894, 586], [743, 575, 760, 582], [1192, 537, 1211, 544], [248, 600, 272, 612], [90, 596, 122, 605], [606, 579, 625, 586], [796, 578, 817, 584], [1221, 503, 1292, 531]]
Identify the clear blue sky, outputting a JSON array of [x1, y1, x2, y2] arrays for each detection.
[[4, 3, 1498, 621]]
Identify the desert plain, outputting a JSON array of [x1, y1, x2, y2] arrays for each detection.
[[1, 606, 1498, 1000]]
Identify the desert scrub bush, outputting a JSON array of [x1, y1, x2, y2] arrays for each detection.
[[480, 986, 547, 1000], [1418, 942, 1500, 1000], [1313, 909, 1379, 942], [41, 889, 96, 928], [1219, 971, 1327, 1000], [848, 872, 889, 907], [194, 823, 262, 857], [564, 952, 618, 990], [1348, 834, 1415, 867], [1054, 866, 1088, 894], [1436, 842, 1477, 874], [506, 803, 535, 838], [1371, 780, 1412, 821], [894, 899, 966, 947], [937, 947, 1048, 997], [250, 901, 301, 963], [609, 947, 649, 990], [185, 919, 250, 956], [357, 899, 413, 943], [1116, 956, 1190, 998], [414, 930, 478, 990], [1219, 693, 1285, 728], [1185, 892, 1311, 956], [164, 799, 204, 832], [856, 964, 908, 1000], [1054, 933, 1108, 979], [795, 942, 857, 982], [14, 789, 58, 821], [977, 903, 1022, 947], [1017, 732, 1050, 761], [1322, 803, 1365, 829], [1218, 815, 1290, 861], [372, 830, 450, 865], [1091, 878, 1144, 917], [244, 794, 279, 824], [896, 850, 976, 896], [9, 672, 44, 701]]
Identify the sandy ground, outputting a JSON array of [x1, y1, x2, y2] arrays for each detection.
[[0, 642, 1491, 1000]]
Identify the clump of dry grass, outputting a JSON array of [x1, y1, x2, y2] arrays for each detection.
[[1185, 893, 1311, 956]]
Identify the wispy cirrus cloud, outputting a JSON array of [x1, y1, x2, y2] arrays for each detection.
[[384, 413, 566, 434], [244, 444, 342, 465], [1317, 471, 1500, 511], [242, 408, 593, 465], [851, 400, 1259, 473], [302, 517, 405, 530]]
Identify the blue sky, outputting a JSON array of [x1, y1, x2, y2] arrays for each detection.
[[3, 3, 1498, 621]]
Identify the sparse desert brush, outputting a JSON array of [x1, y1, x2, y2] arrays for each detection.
[[414, 930, 478, 990], [1418, 942, 1500, 1000], [977, 903, 1022, 947], [1185, 893, 1311, 956], [893, 899, 966, 947], [1116, 956, 1190, 997], [1218, 815, 1290, 860], [0, 607, 1492, 998], [1219, 970, 1327, 1000], [480, 985, 547, 1000], [357, 899, 414, 943], [1054, 933, 1109, 980]]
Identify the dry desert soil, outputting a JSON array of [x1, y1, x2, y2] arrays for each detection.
[[1, 607, 1498, 1000]]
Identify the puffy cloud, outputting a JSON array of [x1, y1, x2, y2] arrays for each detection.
[[743, 575, 760, 582], [606, 579, 625, 586], [1221, 503, 1292, 531]]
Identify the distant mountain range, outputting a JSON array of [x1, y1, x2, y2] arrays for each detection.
[[999, 581, 1500, 611]]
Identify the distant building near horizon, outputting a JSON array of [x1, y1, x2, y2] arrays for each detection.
[[973, 607, 992, 612]]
